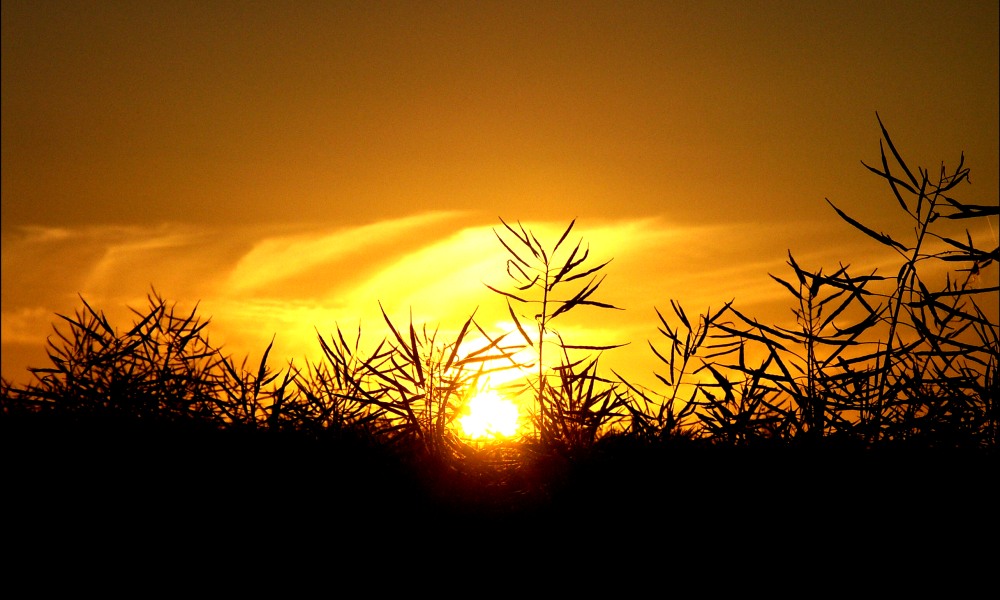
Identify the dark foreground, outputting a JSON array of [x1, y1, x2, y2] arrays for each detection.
[[4, 413, 996, 585]]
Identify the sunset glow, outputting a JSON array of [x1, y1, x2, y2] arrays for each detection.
[[1, 1, 996, 398], [1, 2, 996, 553], [457, 389, 521, 440]]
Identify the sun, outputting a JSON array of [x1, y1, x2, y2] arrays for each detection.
[[457, 389, 520, 440]]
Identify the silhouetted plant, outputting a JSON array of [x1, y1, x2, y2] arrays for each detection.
[[850, 116, 996, 446], [13, 290, 227, 425], [821, 113, 996, 447], [486, 218, 627, 447], [543, 338, 632, 451], [305, 305, 526, 461], [643, 113, 998, 449], [212, 338, 299, 430], [615, 300, 725, 443], [702, 258, 886, 446], [290, 324, 394, 438]]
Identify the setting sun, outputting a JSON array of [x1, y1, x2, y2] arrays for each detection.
[[457, 390, 521, 440]]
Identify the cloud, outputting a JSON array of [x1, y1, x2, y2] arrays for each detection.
[[0, 306, 58, 346], [223, 211, 467, 295]]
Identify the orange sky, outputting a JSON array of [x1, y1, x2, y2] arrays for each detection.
[[2, 0, 998, 392]]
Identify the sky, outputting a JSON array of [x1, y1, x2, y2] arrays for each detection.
[[3, 0, 998, 396]]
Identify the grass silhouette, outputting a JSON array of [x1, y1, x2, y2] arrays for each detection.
[[2, 115, 997, 552]]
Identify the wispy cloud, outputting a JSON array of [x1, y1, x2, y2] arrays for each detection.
[[224, 211, 467, 295]]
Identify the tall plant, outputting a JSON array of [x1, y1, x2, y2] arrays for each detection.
[[705, 256, 885, 445], [827, 112, 998, 445], [486, 218, 625, 446], [616, 300, 730, 443], [647, 113, 998, 448]]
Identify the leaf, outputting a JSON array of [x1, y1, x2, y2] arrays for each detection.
[[561, 342, 629, 351], [561, 259, 612, 284], [507, 299, 534, 347], [493, 228, 532, 268], [786, 251, 808, 287], [252, 336, 275, 399], [940, 202, 1000, 219], [485, 284, 529, 304], [770, 273, 801, 298], [826, 199, 909, 251], [648, 340, 672, 367], [408, 314, 423, 386], [551, 240, 584, 287], [714, 322, 791, 348], [876, 111, 919, 189], [553, 218, 576, 254], [530, 229, 547, 263], [444, 310, 476, 371], [862, 159, 913, 213], [671, 299, 690, 330], [550, 276, 621, 318]]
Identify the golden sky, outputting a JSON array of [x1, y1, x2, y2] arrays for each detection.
[[2, 0, 998, 391]]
